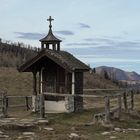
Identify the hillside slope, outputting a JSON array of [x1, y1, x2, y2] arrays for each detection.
[[84, 71, 118, 89], [0, 68, 118, 95], [0, 67, 33, 95], [96, 66, 140, 81], [0, 40, 37, 67]]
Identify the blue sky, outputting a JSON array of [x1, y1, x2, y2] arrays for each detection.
[[0, 0, 140, 73]]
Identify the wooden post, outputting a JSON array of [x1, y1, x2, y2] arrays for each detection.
[[123, 92, 128, 112], [40, 68, 44, 93], [40, 94, 45, 118], [72, 72, 75, 95], [2, 94, 7, 117], [65, 71, 68, 93], [33, 71, 37, 96], [32, 70, 37, 112], [25, 96, 30, 111], [6, 97, 8, 108], [104, 96, 110, 123], [130, 91, 134, 111], [117, 95, 122, 118], [39, 71, 41, 94]]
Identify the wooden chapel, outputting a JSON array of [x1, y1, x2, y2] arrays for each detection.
[[18, 16, 90, 112]]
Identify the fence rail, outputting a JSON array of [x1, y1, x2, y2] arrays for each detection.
[[0, 88, 139, 121], [41, 89, 137, 122], [0, 94, 32, 117]]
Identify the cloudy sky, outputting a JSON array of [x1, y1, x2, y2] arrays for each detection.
[[0, 0, 140, 73]]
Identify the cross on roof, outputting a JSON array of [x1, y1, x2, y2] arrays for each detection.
[[47, 16, 54, 29]]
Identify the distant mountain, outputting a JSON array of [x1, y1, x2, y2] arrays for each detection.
[[95, 66, 140, 81]]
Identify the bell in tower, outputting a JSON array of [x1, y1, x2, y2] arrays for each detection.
[[39, 16, 62, 51]]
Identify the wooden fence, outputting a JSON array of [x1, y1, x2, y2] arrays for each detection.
[[93, 91, 135, 123], [0, 92, 7, 117], [0, 93, 32, 117], [39, 89, 138, 121], [0, 89, 139, 121]]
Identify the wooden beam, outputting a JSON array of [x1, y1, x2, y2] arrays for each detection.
[[83, 89, 124, 92], [123, 92, 128, 112], [40, 67, 44, 94], [72, 72, 75, 95], [40, 94, 45, 118], [130, 91, 134, 111], [32, 71, 37, 95], [65, 71, 68, 93], [117, 95, 122, 118], [43, 92, 101, 98], [39, 71, 41, 94], [104, 96, 110, 123]]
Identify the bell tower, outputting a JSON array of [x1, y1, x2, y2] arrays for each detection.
[[40, 16, 62, 51]]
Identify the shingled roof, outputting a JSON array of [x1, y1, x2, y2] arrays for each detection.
[[39, 28, 61, 43], [18, 49, 90, 72]]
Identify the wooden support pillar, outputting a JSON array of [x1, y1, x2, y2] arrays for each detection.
[[33, 71, 37, 96], [104, 96, 110, 123], [72, 72, 75, 95], [52, 43, 56, 50], [57, 43, 60, 51], [65, 71, 68, 93], [40, 68, 44, 94], [46, 44, 49, 49], [130, 91, 134, 111], [32, 71, 37, 112], [123, 92, 128, 112], [40, 93, 45, 118], [41, 43, 44, 49], [39, 71, 41, 94]]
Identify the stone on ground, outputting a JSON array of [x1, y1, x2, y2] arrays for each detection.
[[101, 131, 111, 135], [44, 127, 54, 131], [69, 133, 79, 138]]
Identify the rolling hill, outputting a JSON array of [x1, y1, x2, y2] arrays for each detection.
[[96, 66, 140, 81]]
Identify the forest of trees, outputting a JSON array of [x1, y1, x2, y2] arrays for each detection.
[[0, 38, 39, 67]]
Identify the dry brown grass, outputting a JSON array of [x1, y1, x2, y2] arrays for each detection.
[[84, 72, 118, 89], [0, 67, 33, 96]]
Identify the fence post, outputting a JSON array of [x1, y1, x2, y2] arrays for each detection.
[[104, 96, 110, 123], [2, 94, 7, 117], [123, 92, 128, 112], [25, 96, 30, 111], [117, 95, 122, 118], [130, 90, 134, 111], [40, 94, 45, 118]]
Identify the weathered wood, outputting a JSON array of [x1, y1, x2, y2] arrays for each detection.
[[7, 95, 32, 98], [65, 71, 68, 93], [104, 96, 110, 123], [43, 92, 103, 98], [40, 94, 45, 118], [25, 96, 30, 110], [117, 95, 122, 118], [32, 95, 37, 112], [2, 94, 7, 117], [83, 89, 124, 92], [72, 72, 75, 95], [130, 91, 134, 110], [39, 71, 41, 94], [33, 71, 37, 95], [123, 92, 128, 111]]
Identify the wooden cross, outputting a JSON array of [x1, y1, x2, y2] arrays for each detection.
[[47, 16, 54, 28]]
